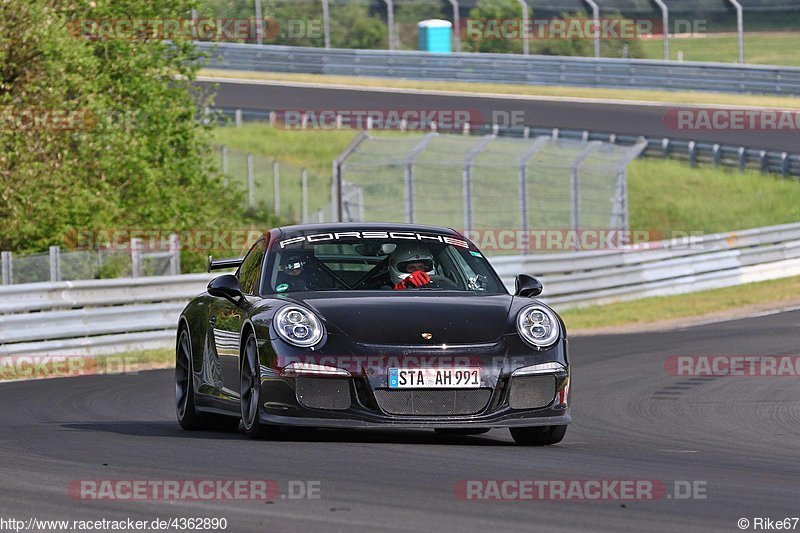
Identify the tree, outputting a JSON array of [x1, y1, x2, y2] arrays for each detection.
[[0, 0, 258, 272]]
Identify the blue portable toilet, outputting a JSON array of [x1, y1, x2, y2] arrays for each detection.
[[418, 19, 453, 53]]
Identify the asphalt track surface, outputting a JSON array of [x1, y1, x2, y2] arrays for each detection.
[[1, 310, 798, 532], [204, 79, 800, 152]]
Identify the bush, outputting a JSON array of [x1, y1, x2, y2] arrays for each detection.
[[0, 0, 283, 273]]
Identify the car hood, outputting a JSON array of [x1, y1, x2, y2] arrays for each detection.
[[285, 291, 514, 345]]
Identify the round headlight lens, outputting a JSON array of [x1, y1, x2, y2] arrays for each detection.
[[274, 306, 324, 347], [516, 305, 560, 348]]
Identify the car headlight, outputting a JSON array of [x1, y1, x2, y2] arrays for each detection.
[[516, 305, 560, 348], [274, 306, 324, 347]]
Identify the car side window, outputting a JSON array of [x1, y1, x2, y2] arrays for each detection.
[[238, 239, 266, 295]]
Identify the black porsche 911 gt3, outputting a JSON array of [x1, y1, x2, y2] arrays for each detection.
[[176, 223, 571, 445]]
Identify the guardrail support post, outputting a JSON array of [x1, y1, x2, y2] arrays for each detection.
[[738, 146, 746, 172], [130, 238, 142, 279], [713, 144, 721, 166], [247, 154, 255, 209], [273, 160, 281, 215], [1, 251, 12, 285], [168, 234, 181, 276], [781, 152, 789, 177], [49, 246, 61, 282], [759, 150, 768, 173], [235, 109, 242, 127], [688, 141, 697, 167]]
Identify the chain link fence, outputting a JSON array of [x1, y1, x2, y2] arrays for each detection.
[[0, 238, 180, 286], [214, 145, 331, 223], [333, 132, 646, 252]]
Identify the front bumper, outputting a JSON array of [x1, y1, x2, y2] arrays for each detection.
[[256, 334, 571, 429]]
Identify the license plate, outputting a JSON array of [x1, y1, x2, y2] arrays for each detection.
[[388, 368, 481, 389]]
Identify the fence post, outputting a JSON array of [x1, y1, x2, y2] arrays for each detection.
[[168, 233, 181, 276], [382, 0, 395, 50], [301, 169, 309, 223], [235, 109, 243, 127], [332, 132, 369, 222], [462, 135, 495, 233], [49, 246, 61, 282], [404, 133, 437, 224], [570, 142, 601, 247], [583, 0, 601, 58], [653, 0, 669, 60], [519, 137, 549, 255], [273, 160, 281, 215], [516, 0, 530, 55], [727, 0, 745, 63], [254, 0, 264, 45], [247, 154, 255, 208], [321, 0, 331, 49], [130, 238, 142, 278], [1, 251, 12, 285], [446, 0, 461, 52]]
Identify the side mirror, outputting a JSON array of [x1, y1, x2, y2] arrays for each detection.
[[208, 274, 244, 303], [515, 274, 543, 298]]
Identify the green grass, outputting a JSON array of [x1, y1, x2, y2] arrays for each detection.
[[0, 349, 173, 381], [214, 123, 800, 236], [561, 275, 800, 331], [638, 32, 800, 66], [628, 158, 800, 236]]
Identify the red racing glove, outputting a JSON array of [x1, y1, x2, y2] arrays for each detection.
[[394, 271, 431, 290]]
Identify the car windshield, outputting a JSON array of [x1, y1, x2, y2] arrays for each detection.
[[265, 232, 506, 294]]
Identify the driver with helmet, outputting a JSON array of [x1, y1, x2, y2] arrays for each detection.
[[389, 244, 436, 290]]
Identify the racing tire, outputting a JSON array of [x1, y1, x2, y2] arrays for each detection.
[[509, 425, 567, 446], [176, 328, 240, 432], [241, 332, 276, 439]]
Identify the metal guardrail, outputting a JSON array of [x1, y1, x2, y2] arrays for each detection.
[[197, 42, 800, 96], [213, 107, 800, 179], [2, 222, 800, 356]]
